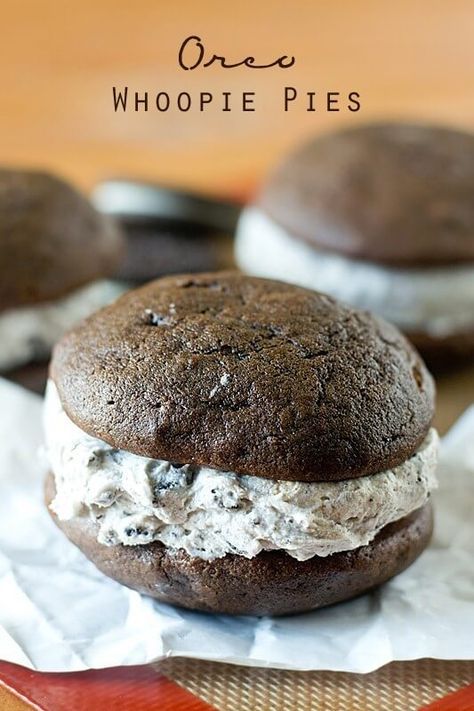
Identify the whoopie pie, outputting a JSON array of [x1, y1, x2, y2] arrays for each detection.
[[236, 122, 474, 369], [93, 178, 238, 284], [0, 169, 125, 383], [45, 272, 438, 616]]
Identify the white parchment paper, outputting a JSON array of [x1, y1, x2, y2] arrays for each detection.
[[0, 377, 472, 673]]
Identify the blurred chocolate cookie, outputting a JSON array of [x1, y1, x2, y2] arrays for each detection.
[[236, 123, 474, 369], [6, 362, 49, 395], [93, 179, 239, 282], [112, 218, 234, 282], [0, 170, 124, 310], [0, 169, 125, 382]]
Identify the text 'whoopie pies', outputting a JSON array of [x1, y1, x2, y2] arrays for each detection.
[[45, 272, 438, 616], [236, 122, 474, 368], [0, 169, 125, 380]]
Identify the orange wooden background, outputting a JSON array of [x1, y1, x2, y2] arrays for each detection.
[[1, 0, 474, 196]]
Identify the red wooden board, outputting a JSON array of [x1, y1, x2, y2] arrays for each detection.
[[0, 661, 217, 711]]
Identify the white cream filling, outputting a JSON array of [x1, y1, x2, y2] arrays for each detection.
[[235, 206, 474, 337], [0, 280, 125, 371], [45, 381, 438, 562]]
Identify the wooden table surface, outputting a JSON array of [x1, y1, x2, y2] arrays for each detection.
[[1, 1, 474, 708]]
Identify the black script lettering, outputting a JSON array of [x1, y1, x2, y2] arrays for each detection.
[[178, 35, 204, 70], [178, 35, 295, 70]]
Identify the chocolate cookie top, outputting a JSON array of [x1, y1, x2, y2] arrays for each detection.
[[259, 123, 474, 266], [51, 272, 435, 482], [0, 170, 124, 311]]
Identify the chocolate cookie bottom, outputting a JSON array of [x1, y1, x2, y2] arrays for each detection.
[[45, 472, 433, 616], [6, 361, 49, 394], [408, 328, 474, 373]]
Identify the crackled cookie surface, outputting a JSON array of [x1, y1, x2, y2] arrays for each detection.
[[50, 272, 435, 482]]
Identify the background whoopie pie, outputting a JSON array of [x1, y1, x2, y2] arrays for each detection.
[[45, 272, 438, 616], [235, 122, 474, 370], [0, 169, 125, 391], [93, 178, 239, 284]]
